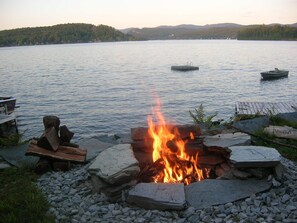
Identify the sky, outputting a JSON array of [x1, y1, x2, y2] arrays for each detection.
[[0, 0, 296, 31]]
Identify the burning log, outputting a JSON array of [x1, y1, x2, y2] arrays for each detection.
[[131, 125, 200, 141]]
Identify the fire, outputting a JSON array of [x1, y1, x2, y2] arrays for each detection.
[[147, 99, 205, 185]]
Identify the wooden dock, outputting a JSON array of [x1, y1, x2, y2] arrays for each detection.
[[235, 101, 297, 116]]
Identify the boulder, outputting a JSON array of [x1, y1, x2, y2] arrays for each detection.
[[232, 116, 270, 134], [88, 144, 140, 184], [264, 125, 297, 140]]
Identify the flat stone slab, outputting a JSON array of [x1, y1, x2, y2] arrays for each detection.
[[127, 183, 186, 210], [229, 146, 281, 167], [0, 143, 39, 167], [232, 116, 270, 134], [88, 144, 140, 184], [264, 125, 297, 140], [185, 179, 271, 209], [203, 132, 251, 148], [78, 137, 114, 161]]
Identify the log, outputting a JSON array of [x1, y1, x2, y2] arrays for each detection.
[[27, 140, 87, 163], [131, 125, 200, 141], [35, 158, 52, 174], [43, 116, 60, 131], [60, 125, 74, 143], [37, 126, 60, 151]]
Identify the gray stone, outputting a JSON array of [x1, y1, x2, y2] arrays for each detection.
[[275, 112, 297, 123], [274, 163, 284, 181], [78, 138, 114, 161], [88, 144, 140, 184], [264, 125, 297, 140], [185, 179, 271, 209], [127, 183, 186, 210], [0, 157, 12, 169], [203, 132, 251, 148], [229, 146, 281, 168], [0, 143, 39, 167], [232, 116, 270, 134]]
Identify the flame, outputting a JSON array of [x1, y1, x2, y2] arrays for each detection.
[[147, 99, 205, 185]]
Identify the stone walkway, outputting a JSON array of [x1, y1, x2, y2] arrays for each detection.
[[37, 156, 297, 223]]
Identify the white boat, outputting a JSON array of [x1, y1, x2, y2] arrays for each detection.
[[0, 97, 16, 114], [261, 68, 289, 80]]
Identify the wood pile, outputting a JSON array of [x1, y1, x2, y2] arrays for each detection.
[[26, 116, 87, 173]]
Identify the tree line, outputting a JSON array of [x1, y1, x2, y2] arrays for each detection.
[[237, 24, 297, 40], [0, 23, 139, 47]]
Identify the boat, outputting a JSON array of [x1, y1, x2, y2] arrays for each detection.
[[171, 65, 199, 71], [0, 97, 16, 114], [261, 68, 289, 80]]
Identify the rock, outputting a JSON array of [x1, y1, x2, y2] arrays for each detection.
[[232, 116, 270, 134], [229, 146, 281, 168], [185, 179, 271, 209], [127, 183, 187, 210], [231, 168, 251, 179], [78, 138, 114, 161], [203, 132, 251, 148], [264, 125, 297, 140], [275, 112, 297, 123], [272, 177, 281, 187], [274, 163, 284, 181], [88, 144, 140, 184]]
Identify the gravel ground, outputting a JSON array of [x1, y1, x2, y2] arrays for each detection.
[[37, 157, 297, 223]]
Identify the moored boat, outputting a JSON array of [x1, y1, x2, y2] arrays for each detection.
[[0, 97, 16, 114], [261, 68, 289, 80], [171, 65, 199, 71]]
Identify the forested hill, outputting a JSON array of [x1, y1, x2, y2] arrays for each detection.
[[123, 23, 297, 40], [0, 23, 139, 47], [238, 24, 297, 40]]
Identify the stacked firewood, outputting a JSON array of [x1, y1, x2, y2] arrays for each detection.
[[27, 116, 86, 173], [37, 115, 77, 150]]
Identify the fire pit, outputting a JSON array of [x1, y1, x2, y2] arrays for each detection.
[[88, 101, 283, 210]]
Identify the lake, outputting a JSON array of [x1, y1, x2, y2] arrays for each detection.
[[0, 40, 296, 141]]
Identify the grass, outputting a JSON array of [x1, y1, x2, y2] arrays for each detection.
[[252, 130, 297, 162], [0, 167, 55, 223], [0, 133, 22, 147], [252, 116, 297, 162]]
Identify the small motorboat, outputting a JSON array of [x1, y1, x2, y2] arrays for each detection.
[[171, 65, 199, 72], [0, 97, 16, 114], [261, 68, 289, 80]]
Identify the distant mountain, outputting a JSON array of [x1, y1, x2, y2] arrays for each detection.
[[122, 23, 244, 40], [122, 23, 297, 40], [0, 23, 139, 47]]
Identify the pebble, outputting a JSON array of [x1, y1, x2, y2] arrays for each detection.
[[37, 157, 297, 223]]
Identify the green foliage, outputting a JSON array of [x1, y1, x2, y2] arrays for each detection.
[[238, 24, 297, 40], [0, 23, 138, 47], [270, 116, 297, 129], [0, 133, 22, 146], [189, 104, 218, 127], [0, 167, 55, 223]]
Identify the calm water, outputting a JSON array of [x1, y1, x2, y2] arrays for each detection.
[[0, 40, 296, 141]]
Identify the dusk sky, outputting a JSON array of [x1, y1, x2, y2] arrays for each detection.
[[0, 0, 296, 30]]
